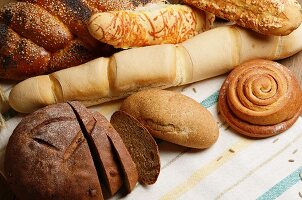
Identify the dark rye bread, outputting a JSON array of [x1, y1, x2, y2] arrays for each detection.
[[93, 111, 139, 192], [110, 111, 160, 185], [4, 103, 103, 200], [68, 101, 123, 196]]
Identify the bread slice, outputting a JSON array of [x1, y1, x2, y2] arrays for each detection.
[[92, 111, 138, 192], [68, 101, 122, 196], [110, 111, 160, 185]]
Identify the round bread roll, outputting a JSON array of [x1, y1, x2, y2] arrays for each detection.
[[120, 89, 219, 149], [218, 59, 302, 138]]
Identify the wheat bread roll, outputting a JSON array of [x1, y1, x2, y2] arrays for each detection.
[[120, 89, 219, 149], [110, 111, 160, 185], [8, 24, 302, 113], [182, 0, 302, 36]]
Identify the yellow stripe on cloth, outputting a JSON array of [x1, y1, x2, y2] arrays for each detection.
[[161, 138, 252, 200]]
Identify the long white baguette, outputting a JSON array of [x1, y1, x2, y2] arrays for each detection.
[[9, 24, 302, 113]]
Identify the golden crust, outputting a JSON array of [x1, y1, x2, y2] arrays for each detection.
[[218, 59, 302, 138], [183, 0, 302, 35], [88, 4, 214, 48]]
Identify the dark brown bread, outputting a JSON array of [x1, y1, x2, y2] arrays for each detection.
[[68, 101, 123, 196], [4, 103, 104, 200], [93, 111, 139, 192], [110, 111, 160, 185]]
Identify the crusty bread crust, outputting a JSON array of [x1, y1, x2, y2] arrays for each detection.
[[182, 0, 302, 35], [4, 103, 104, 200]]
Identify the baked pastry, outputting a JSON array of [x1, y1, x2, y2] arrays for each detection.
[[0, 0, 163, 80], [182, 0, 302, 36], [89, 3, 214, 48], [111, 111, 160, 185], [218, 59, 302, 138]]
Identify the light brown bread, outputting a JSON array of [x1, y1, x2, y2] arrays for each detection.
[[8, 24, 302, 113], [182, 0, 302, 36], [92, 111, 139, 192], [110, 111, 160, 185], [120, 89, 219, 149]]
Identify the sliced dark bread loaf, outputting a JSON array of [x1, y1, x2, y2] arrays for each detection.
[[68, 101, 123, 196], [110, 111, 160, 185], [4, 103, 104, 200], [93, 111, 138, 192]]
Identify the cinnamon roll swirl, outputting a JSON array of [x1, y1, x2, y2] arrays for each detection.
[[218, 59, 302, 138]]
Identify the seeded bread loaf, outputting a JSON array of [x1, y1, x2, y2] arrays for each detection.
[[111, 111, 160, 185]]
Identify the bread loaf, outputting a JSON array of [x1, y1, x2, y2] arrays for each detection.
[[89, 3, 214, 48], [9, 24, 302, 113], [182, 0, 302, 36], [120, 89, 219, 149], [0, 0, 164, 80], [4, 103, 105, 200], [3, 102, 143, 199], [218, 59, 302, 138]]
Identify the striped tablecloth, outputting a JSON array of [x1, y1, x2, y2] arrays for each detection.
[[0, 74, 302, 200]]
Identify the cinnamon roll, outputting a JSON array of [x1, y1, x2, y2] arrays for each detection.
[[218, 59, 302, 138]]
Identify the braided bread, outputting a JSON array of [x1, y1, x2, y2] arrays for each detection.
[[0, 0, 163, 80]]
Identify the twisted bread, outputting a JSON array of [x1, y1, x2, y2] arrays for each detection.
[[218, 59, 302, 138], [89, 4, 214, 48]]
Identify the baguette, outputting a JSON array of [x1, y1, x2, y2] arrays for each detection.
[[181, 0, 302, 36], [88, 3, 214, 48], [9, 24, 302, 113]]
